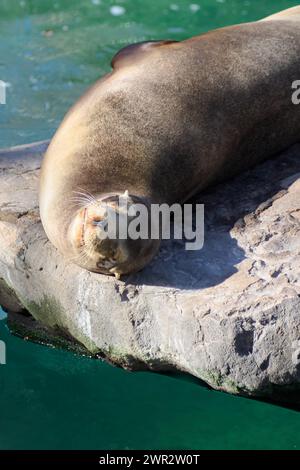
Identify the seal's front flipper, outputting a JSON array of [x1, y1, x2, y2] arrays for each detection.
[[260, 6, 300, 22], [111, 40, 178, 70]]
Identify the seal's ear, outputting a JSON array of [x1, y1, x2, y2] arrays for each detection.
[[260, 6, 300, 22], [111, 40, 178, 70]]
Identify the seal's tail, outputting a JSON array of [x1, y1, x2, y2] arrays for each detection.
[[260, 6, 300, 22]]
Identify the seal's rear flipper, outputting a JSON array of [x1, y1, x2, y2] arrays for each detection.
[[260, 6, 300, 22], [111, 40, 177, 70]]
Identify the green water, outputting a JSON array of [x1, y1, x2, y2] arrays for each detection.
[[1, 316, 300, 450], [1, 0, 300, 450]]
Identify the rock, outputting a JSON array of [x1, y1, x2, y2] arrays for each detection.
[[0, 140, 300, 404]]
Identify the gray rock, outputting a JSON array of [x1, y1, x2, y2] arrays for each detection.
[[0, 141, 300, 404]]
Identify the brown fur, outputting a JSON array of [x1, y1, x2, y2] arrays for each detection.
[[40, 7, 300, 276]]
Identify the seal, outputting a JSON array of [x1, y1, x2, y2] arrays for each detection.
[[39, 6, 300, 277]]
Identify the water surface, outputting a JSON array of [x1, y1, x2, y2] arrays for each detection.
[[1, 0, 300, 450], [1, 0, 299, 146], [1, 316, 300, 450]]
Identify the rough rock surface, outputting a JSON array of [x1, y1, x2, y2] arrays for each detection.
[[0, 141, 300, 404]]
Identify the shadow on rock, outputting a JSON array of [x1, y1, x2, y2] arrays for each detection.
[[127, 145, 300, 290]]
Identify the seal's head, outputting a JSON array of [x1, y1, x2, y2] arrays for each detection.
[[68, 191, 160, 278]]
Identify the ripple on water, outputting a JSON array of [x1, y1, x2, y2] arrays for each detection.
[[110, 5, 126, 16]]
